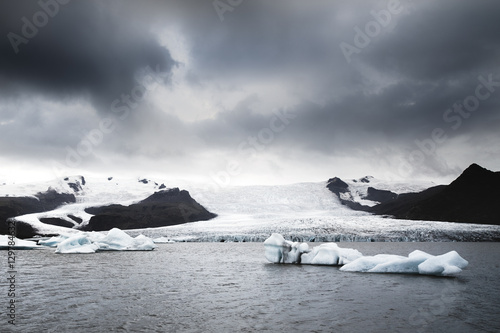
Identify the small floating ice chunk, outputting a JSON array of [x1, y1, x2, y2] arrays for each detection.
[[0, 235, 42, 250], [153, 237, 175, 244], [133, 234, 157, 250]]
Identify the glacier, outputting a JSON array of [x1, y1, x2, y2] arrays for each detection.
[[2, 176, 500, 242], [264, 234, 469, 276]]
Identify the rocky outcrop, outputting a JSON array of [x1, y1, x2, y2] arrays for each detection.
[[326, 177, 349, 196], [64, 175, 86, 193], [368, 185, 446, 219], [39, 217, 75, 228], [326, 177, 371, 211], [81, 188, 217, 231], [364, 187, 398, 203]]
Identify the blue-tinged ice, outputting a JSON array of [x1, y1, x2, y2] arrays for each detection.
[[55, 234, 99, 254], [53, 228, 156, 253], [38, 235, 70, 247]]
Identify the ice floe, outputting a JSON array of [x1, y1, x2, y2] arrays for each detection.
[[91, 228, 157, 251], [55, 234, 100, 254], [340, 250, 468, 276], [0, 235, 42, 250], [44, 228, 157, 253], [38, 235, 70, 247], [264, 234, 468, 276]]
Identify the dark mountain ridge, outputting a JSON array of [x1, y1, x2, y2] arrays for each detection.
[[0, 189, 76, 238], [81, 188, 217, 231], [327, 163, 500, 225]]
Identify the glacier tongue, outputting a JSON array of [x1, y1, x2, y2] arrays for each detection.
[[128, 181, 500, 242], [4, 177, 500, 242]]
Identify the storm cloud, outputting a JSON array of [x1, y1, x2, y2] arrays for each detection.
[[0, 1, 176, 110], [0, 0, 499, 184]]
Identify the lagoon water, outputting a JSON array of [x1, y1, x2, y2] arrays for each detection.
[[4, 242, 500, 332]]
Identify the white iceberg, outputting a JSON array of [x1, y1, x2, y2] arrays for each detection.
[[93, 228, 157, 251], [54, 228, 157, 253], [340, 250, 468, 277], [264, 234, 468, 276], [264, 233, 362, 265], [0, 235, 42, 250], [264, 233, 307, 263], [416, 250, 469, 276], [301, 243, 363, 265]]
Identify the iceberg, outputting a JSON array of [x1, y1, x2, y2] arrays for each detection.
[[93, 228, 157, 251], [264, 233, 362, 265], [301, 243, 363, 265], [55, 234, 100, 254], [38, 235, 70, 247], [339, 249, 468, 276], [264, 234, 468, 276], [264, 233, 307, 264], [0, 235, 42, 250], [54, 228, 157, 253], [416, 250, 469, 276]]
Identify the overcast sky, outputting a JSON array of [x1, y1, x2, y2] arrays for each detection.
[[1, 0, 499, 185]]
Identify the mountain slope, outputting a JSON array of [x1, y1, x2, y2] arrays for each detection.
[[81, 188, 216, 231], [369, 164, 500, 224], [1, 176, 217, 237], [0, 190, 76, 238]]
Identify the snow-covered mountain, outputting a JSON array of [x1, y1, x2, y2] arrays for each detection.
[[1, 174, 499, 242], [326, 164, 500, 225], [327, 175, 434, 207]]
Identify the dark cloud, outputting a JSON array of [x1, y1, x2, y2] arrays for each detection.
[[0, 1, 176, 112], [0, 0, 499, 182], [362, 0, 500, 81]]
